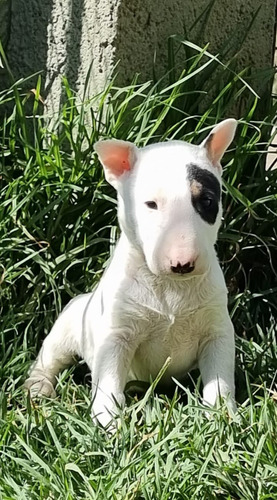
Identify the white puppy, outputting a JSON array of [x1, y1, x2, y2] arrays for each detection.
[[25, 119, 237, 427]]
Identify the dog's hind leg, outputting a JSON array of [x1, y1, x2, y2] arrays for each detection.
[[24, 294, 92, 398]]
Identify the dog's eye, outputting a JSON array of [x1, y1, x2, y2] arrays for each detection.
[[145, 201, 158, 210], [201, 196, 213, 208]]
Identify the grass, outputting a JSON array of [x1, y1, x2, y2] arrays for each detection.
[[0, 38, 277, 498], [1, 379, 277, 498]]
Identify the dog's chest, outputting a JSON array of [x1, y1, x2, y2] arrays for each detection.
[[123, 273, 216, 380], [129, 306, 204, 382], [125, 269, 212, 327]]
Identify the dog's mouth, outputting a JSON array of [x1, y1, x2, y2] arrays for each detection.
[[149, 264, 208, 280], [169, 269, 205, 279], [145, 251, 210, 279]]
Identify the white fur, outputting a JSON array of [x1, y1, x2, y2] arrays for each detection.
[[25, 119, 237, 428]]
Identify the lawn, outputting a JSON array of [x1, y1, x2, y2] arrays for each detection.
[[0, 41, 277, 498]]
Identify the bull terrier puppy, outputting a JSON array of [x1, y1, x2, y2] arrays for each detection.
[[25, 119, 237, 428]]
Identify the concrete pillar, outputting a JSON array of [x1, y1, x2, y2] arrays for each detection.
[[1, 0, 276, 113], [0, 0, 10, 47]]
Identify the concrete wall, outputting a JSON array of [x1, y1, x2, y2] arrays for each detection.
[[0, 0, 276, 114]]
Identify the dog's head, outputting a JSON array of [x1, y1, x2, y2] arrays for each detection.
[[94, 119, 237, 277]]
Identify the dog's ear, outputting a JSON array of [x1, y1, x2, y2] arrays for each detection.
[[94, 139, 138, 188], [201, 119, 237, 171]]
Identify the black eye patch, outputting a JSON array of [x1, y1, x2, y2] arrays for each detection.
[[187, 164, 221, 225]]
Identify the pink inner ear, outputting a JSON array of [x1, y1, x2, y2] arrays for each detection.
[[205, 120, 237, 164], [211, 130, 229, 158], [104, 149, 131, 177]]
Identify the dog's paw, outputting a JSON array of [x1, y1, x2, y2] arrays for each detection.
[[203, 396, 237, 419], [91, 408, 118, 434], [24, 377, 56, 399], [91, 393, 125, 432]]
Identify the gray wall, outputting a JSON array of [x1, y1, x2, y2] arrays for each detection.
[[1, 0, 276, 113]]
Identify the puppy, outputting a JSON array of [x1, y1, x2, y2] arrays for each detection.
[[25, 119, 237, 427]]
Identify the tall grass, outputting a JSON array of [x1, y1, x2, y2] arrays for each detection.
[[0, 40, 277, 498]]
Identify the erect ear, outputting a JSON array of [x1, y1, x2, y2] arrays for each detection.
[[94, 139, 138, 188], [201, 119, 237, 170]]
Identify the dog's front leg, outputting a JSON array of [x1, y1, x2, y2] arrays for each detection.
[[199, 329, 236, 414], [90, 332, 137, 429]]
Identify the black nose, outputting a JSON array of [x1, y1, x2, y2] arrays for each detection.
[[171, 262, 195, 274]]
